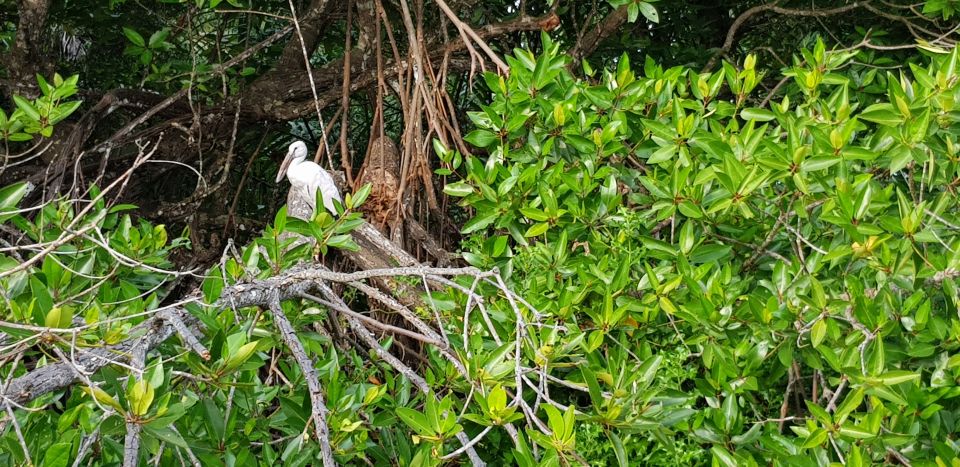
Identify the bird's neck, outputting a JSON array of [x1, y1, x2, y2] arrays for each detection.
[[286, 157, 316, 185], [287, 157, 308, 173]]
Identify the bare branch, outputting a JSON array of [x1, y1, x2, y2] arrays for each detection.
[[123, 342, 147, 467], [569, 5, 628, 65], [0, 136, 164, 279], [703, 1, 866, 72], [268, 297, 335, 466]]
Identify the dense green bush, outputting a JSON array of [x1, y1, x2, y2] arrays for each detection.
[[4, 32, 960, 467], [443, 34, 960, 465], [0, 185, 380, 466]]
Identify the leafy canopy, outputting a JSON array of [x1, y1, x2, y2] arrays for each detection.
[[444, 32, 960, 465], [4, 22, 960, 467]]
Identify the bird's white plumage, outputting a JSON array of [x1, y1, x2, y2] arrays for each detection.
[[277, 141, 342, 216]]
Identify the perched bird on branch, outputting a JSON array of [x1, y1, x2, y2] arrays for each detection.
[[276, 141, 342, 219]]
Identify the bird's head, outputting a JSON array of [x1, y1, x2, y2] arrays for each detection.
[[276, 141, 309, 183]]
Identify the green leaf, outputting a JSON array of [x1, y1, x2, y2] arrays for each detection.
[[351, 183, 372, 207], [30, 276, 54, 316], [327, 234, 359, 251], [811, 319, 826, 347], [12, 95, 40, 121], [123, 27, 145, 47], [834, 387, 865, 423], [148, 28, 170, 48], [50, 100, 83, 124], [637, 355, 662, 385], [838, 423, 875, 439], [8, 132, 33, 141], [147, 361, 165, 389], [83, 386, 124, 412], [647, 145, 676, 164], [487, 385, 508, 412], [42, 442, 72, 467], [44, 306, 72, 329], [722, 395, 739, 430], [868, 334, 885, 375], [801, 428, 828, 448], [143, 426, 190, 448], [740, 107, 776, 122], [396, 407, 434, 436], [868, 385, 906, 405], [850, 446, 870, 467], [129, 379, 155, 416], [0, 182, 29, 211], [224, 340, 259, 371], [731, 423, 763, 445], [519, 207, 549, 221], [689, 244, 731, 263], [876, 371, 920, 385], [859, 105, 903, 126], [464, 129, 499, 148], [889, 144, 913, 173], [600, 431, 625, 466], [801, 156, 841, 172], [36, 74, 51, 96], [626, 2, 639, 23], [443, 181, 474, 197], [638, 2, 659, 23], [580, 367, 603, 408], [711, 446, 738, 467], [461, 210, 498, 234], [524, 222, 550, 237], [202, 275, 224, 303]]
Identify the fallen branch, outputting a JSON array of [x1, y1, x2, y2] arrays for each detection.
[[301, 292, 444, 346], [1, 214, 542, 467], [268, 297, 335, 466], [0, 259, 501, 413]]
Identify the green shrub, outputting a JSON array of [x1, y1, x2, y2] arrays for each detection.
[[5, 32, 960, 467], [443, 33, 960, 465]]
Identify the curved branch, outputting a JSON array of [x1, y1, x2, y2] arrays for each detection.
[[269, 0, 336, 76], [703, 1, 867, 72], [569, 5, 629, 65]]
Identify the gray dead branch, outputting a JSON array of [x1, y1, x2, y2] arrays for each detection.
[[0, 219, 500, 464]]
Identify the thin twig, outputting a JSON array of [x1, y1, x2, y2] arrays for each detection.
[[287, 0, 334, 171]]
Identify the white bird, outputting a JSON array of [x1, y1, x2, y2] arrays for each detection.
[[276, 141, 342, 217]]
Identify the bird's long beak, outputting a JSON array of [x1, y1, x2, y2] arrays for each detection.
[[276, 151, 292, 183]]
